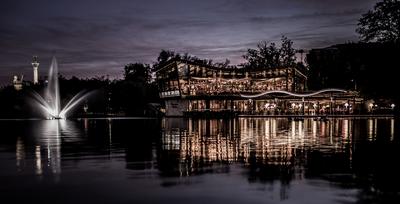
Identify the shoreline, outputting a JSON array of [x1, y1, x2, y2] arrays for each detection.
[[238, 114, 394, 118], [0, 114, 394, 120]]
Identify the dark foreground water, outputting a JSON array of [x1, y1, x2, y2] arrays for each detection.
[[0, 117, 399, 204]]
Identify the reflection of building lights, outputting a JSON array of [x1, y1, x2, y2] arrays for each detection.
[[291, 121, 296, 138], [265, 120, 270, 138], [312, 121, 317, 138], [298, 121, 304, 138], [35, 145, 42, 175], [329, 121, 333, 144], [84, 118, 89, 131], [368, 119, 374, 140], [391, 119, 394, 141], [320, 122, 325, 136], [271, 119, 277, 137], [342, 120, 349, 139], [16, 137, 25, 171], [161, 116, 378, 174]]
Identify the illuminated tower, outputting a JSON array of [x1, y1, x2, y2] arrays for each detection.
[[32, 56, 39, 84]]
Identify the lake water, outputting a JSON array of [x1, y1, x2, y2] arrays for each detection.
[[0, 117, 399, 204]]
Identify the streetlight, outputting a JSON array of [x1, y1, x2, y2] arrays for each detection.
[[291, 103, 296, 114], [312, 103, 317, 115], [344, 103, 349, 114], [264, 103, 270, 115]]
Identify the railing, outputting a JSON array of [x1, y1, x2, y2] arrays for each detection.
[[240, 89, 347, 99]]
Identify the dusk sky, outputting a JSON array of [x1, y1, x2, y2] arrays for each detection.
[[0, 0, 378, 85]]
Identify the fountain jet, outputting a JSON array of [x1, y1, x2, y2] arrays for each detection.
[[31, 56, 93, 119]]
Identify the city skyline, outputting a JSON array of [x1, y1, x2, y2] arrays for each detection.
[[0, 0, 378, 85]]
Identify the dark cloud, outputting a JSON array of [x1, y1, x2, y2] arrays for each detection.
[[0, 0, 379, 85]]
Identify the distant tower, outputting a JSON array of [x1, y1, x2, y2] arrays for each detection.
[[32, 56, 39, 84]]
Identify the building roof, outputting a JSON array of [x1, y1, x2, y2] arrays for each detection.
[[156, 58, 307, 79]]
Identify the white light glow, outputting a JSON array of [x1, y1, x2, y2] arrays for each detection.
[[30, 57, 93, 119]]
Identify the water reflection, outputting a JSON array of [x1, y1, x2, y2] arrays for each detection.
[[160, 117, 400, 202], [15, 136, 25, 171], [13, 120, 78, 178], [160, 119, 239, 177], [1, 117, 399, 204], [161, 118, 361, 171], [12, 117, 396, 179]]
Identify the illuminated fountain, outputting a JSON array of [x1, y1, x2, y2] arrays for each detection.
[[31, 56, 92, 119]]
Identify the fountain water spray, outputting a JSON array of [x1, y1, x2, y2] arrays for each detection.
[[31, 56, 93, 119]]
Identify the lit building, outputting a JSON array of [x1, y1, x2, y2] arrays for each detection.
[[156, 58, 362, 116], [13, 75, 23, 91]]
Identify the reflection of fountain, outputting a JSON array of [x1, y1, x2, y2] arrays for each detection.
[[31, 56, 92, 119], [14, 120, 62, 178], [30, 120, 63, 177], [14, 120, 82, 178]]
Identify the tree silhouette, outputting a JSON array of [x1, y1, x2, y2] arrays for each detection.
[[242, 36, 296, 69], [280, 36, 296, 67], [356, 0, 400, 42], [124, 63, 151, 84], [153, 50, 178, 71]]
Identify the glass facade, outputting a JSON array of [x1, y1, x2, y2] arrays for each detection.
[[156, 59, 361, 116]]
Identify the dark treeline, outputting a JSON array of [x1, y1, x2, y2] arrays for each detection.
[[153, 35, 303, 71], [307, 0, 400, 100], [0, 72, 159, 118], [307, 42, 400, 98], [58, 69, 160, 117], [153, 49, 236, 70]]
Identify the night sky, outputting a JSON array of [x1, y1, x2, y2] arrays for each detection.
[[0, 0, 378, 85]]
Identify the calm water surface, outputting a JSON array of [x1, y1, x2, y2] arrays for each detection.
[[0, 117, 399, 204]]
